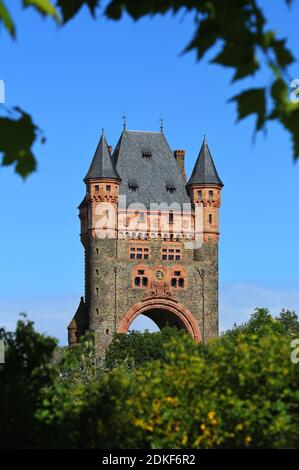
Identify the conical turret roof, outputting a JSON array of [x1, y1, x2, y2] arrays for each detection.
[[84, 130, 121, 181], [187, 136, 223, 187]]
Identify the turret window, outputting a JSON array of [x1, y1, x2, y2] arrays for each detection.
[[209, 214, 212, 224], [95, 185, 99, 192], [198, 190, 202, 200], [106, 185, 111, 192], [209, 190, 213, 198]]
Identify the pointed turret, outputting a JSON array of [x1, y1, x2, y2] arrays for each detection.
[[187, 136, 223, 188], [80, 129, 121, 242], [84, 129, 121, 182], [187, 136, 223, 242]]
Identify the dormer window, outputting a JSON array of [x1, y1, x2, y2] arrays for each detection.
[[166, 181, 176, 193], [142, 148, 152, 160], [128, 180, 138, 191]]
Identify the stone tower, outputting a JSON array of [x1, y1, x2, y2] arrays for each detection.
[[68, 128, 223, 355]]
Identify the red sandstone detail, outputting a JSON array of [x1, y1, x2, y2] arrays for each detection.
[[118, 298, 201, 341]]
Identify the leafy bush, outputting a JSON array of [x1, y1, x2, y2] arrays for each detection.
[[0, 315, 57, 448], [104, 326, 189, 370], [39, 330, 299, 449], [1, 309, 299, 449]]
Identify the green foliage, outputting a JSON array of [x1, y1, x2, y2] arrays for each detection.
[[38, 329, 299, 449], [1, 309, 299, 448], [104, 326, 189, 370], [0, 107, 45, 178], [0, 1, 15, 37], [57, 0, 97, 23], [0, 315, 57, 448], [223, 307, 299, 342], [53, 332, 101, 385], [0, 0, 299, 176]]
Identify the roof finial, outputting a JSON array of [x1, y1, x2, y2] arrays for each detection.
[[101, 128, 104, 136], [122, 111, 127, 131], [203, 133, 206, 143], [159, 114, 164, 133]]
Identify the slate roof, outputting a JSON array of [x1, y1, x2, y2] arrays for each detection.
[[112, 130, 190, 209], [84, 130, 121, 181], [187, 137, 223, 187], [68, 297, 88, 330]]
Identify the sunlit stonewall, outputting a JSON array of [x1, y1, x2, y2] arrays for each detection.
[[0, 80, 5, 104]]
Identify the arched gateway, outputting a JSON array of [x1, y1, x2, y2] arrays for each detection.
[[118, 297, 201, 341], [68, 128, 223, 355]]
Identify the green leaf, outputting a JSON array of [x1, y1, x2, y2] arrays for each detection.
[[23, 0, 60, 21], [0, 0, 15, 37], [271, 39, 294, 69], [0, 107, 44, 178], [230, 88, 266, 131], [57, 0, 98, 23], [211, 43, 259, 82], [184, 19, 218, 61]]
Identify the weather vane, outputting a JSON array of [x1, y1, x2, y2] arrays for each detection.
[[122, 111, 127, 131], [159, 114, 164, 133]]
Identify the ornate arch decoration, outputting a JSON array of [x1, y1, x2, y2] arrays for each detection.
[[118, 297, 201, 341]]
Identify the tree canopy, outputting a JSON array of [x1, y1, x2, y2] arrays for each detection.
[[0, 0, 299, 177], [1, 308, 299, 448]]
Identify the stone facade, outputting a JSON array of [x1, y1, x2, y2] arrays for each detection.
[[68, 129, 223, 356]]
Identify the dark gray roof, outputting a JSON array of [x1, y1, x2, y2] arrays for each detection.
[[78, 196, 87, 209], [112, 130, 190, 209], [84, 130, 121, 181], [187, 137, 223, 187]]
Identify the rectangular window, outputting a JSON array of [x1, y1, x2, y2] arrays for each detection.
[[209, 214, 212, 224], [171, 272, 185, 289], [95, 185, 99, 191], [209, 190, 213, 198], [129, 245, 150, 260], [198, 190, 202, 199], [169, 213, 174, 224], [161, 246, 182, 261], [106, 185, 111, 192]]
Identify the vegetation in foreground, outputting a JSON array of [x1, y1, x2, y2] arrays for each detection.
[[0, 308, 299, 449]]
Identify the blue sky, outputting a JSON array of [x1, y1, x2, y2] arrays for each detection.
[[0, 1, 299, 343]]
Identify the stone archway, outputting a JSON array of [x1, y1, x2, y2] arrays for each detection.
[[118, 297, 201, 341]]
